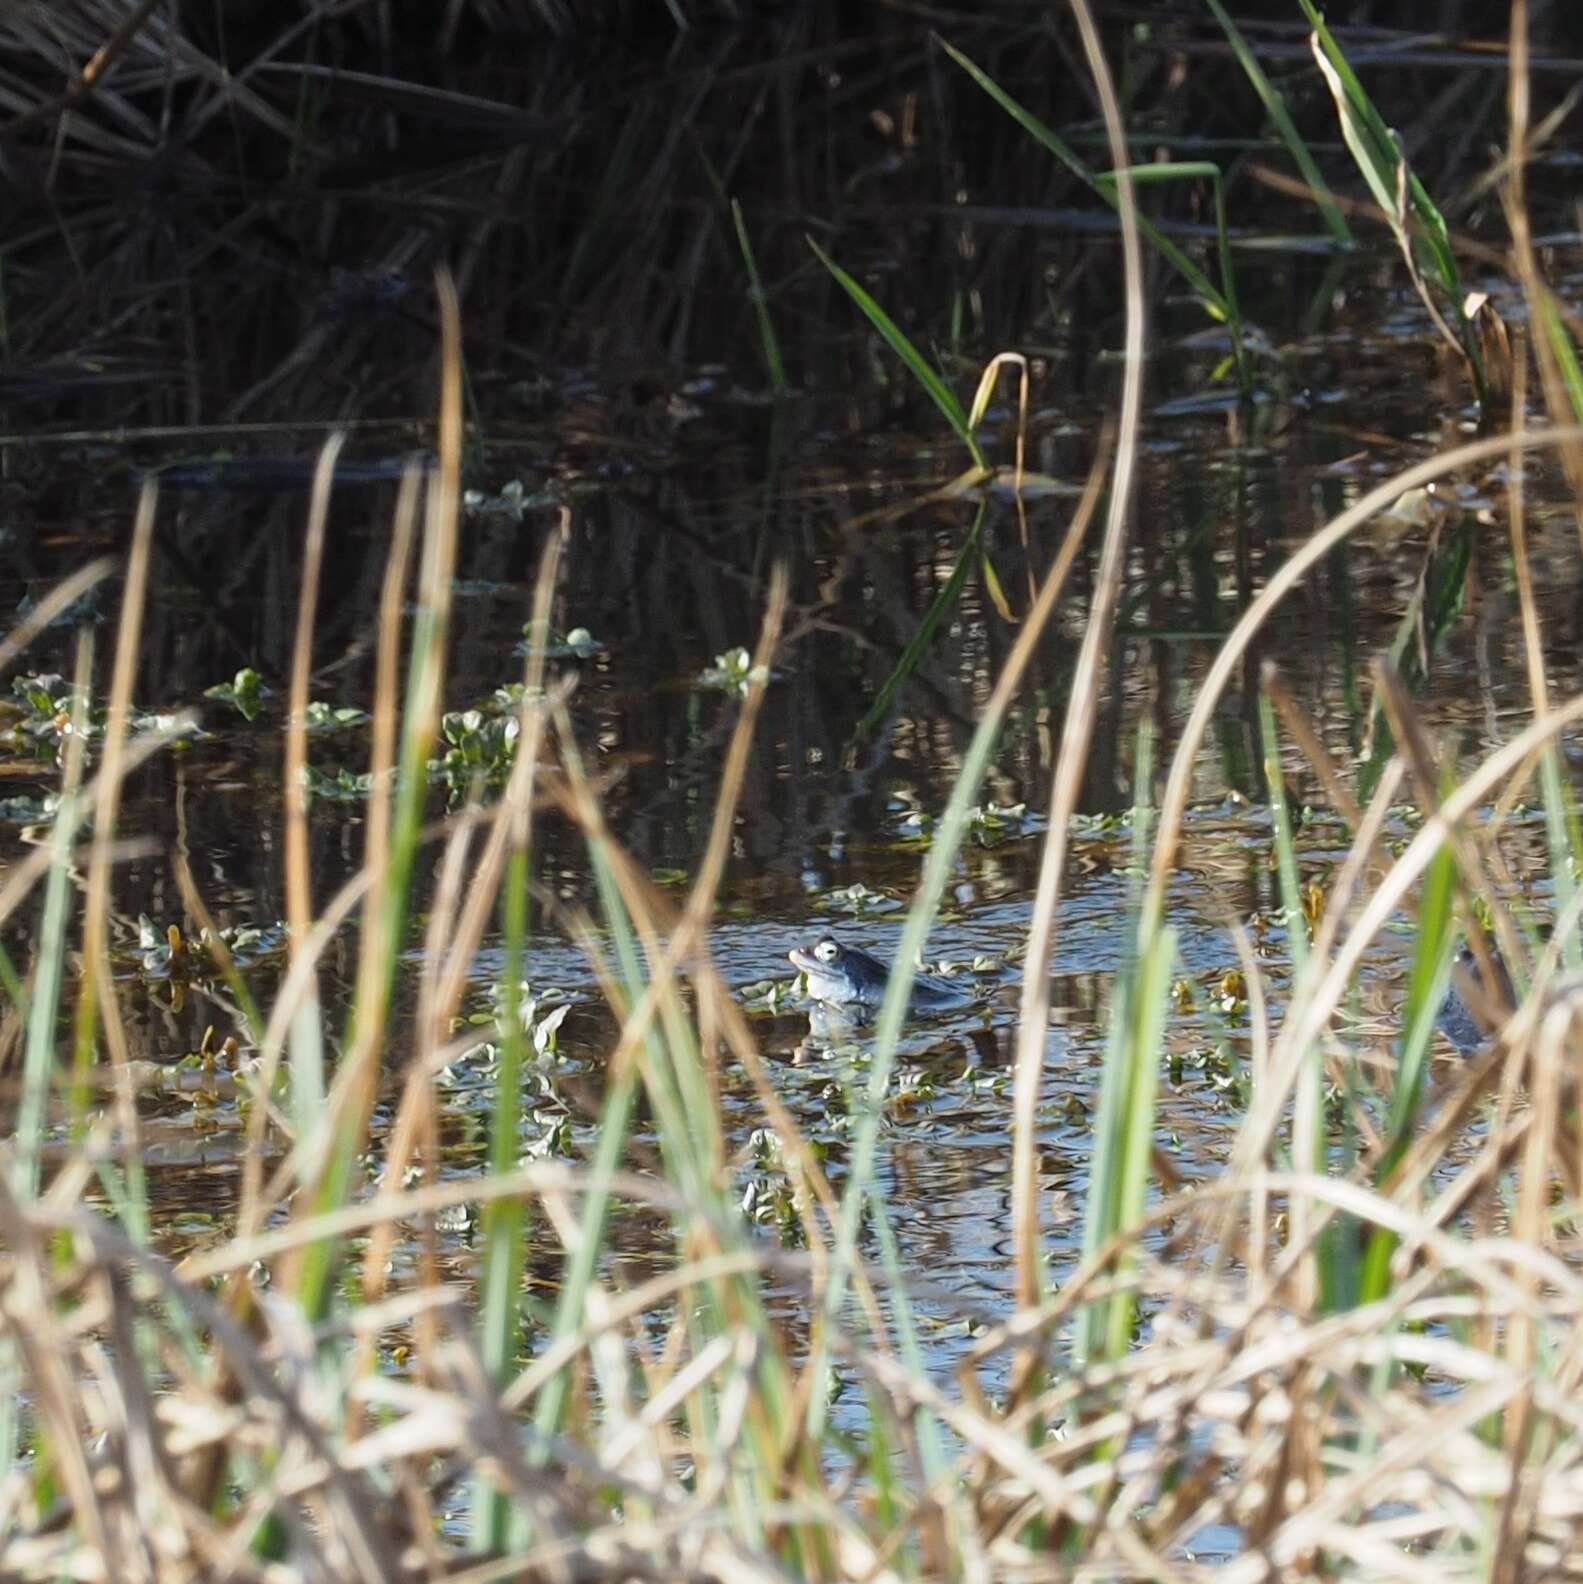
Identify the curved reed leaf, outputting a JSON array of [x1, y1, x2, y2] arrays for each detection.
[[1204, 0, 1351, 244], [852, 505, 982, 742], [807, 236, 983, 464], [940, 35, 1251, 394]]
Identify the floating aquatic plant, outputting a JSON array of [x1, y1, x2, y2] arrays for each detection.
[[203, 667, 265, 721], [695, 645, 770, 696]]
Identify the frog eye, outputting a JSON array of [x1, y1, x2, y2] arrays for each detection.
[[814, 938, 839, 963]]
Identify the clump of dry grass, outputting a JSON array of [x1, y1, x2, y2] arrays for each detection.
[[8, 1026, 1583, 1580]]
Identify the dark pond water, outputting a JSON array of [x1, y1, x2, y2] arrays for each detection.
[[4, 4, 1581, 1504]]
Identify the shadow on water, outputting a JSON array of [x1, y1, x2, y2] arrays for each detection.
[[5, 2, 1583, 1474]]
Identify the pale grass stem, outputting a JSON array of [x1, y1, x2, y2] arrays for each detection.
[[1012, 0, 1148, 1330]]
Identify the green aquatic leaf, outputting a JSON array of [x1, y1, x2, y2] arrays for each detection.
[[807, 236, 983, 464], [204, 667, 265, 722]]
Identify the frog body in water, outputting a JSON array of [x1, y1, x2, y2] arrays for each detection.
[[788, 935, 971, 1016], [1437, 939, 1514, 1054]]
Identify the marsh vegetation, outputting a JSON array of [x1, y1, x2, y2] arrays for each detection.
[[4, 3, 1583, 1579]]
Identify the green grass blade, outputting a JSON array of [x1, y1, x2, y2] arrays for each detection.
[[0, 941, 28, 1027], [1389, 843, 1459, 1145], [935, 35, 1089, 184], [1537, 290, 1583, 426], [1204, 0, 1350, 243], [1096, 160, 1248, 390], [472, 838, 533, 1554], [526, 850, 646, 1455], [853, 505, 983, 741], [1074, 1010, 1136, 1369], [14, 661, 90, 1201], [1538, 742, 1583, 973], [808, 236, 982, 463], [940, 39, 1240, 340], [296, 481, 455, 1324], [1260, 690, 1328, 1310], [1300, 1, 1485, 402], [7, 793, 76, 1469], [866, 1175, 950, 1485], [733, 200, 788, 396], [5, 647, 91, 1473], [1357, 843, 1459, 1307], [1260, 691, 1308, 976], [813, 540, 1076, 1435], [1074, 922, 1173, 1367], [1106, 927, 1171, 1361], [1300, 2, 1459, 296], [1074, 731, 1163, 1368], [1356, 514, 1476, 803], [528, 767, 816, 1564]]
